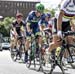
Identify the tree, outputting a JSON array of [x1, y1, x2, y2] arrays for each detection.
[[0, 17, 15, 37], [44, 8, 56, 17]]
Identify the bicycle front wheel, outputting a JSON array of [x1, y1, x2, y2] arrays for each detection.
[[68, 44, 75, 69]]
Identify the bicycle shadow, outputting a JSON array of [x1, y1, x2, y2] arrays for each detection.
[[27, 67, 70, 74], [50, 72, 70, 74]]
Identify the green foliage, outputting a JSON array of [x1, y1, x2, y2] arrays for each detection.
[[44, 8, 56, 17], [0, 17, 15, 37]]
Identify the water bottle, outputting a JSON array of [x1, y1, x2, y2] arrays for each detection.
[[55, 47, 61, 57]]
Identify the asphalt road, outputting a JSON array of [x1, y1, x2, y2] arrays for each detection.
[[0, 50, 75, 74]]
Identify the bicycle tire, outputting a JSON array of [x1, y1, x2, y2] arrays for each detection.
[[68, 44, 75, 69], [11, 51, 18, 61], [26, 39, 36, 68]]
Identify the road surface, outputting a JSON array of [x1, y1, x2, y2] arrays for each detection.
[[0, 50, 75, 74]]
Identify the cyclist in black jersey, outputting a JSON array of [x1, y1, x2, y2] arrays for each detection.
[[11, 12, 26, 49]]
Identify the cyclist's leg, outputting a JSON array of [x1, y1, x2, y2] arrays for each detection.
[[10, 35, 15, 49], [25, 37, 31, 51], [25, 31, 31, 50], [48, 18, 62, 52], [66, 25, 75, 44], [13, 36, 17, 49], [62, 21, 71, 58], [49, 21, 71, 58], [35, 31, 42, 55], [15, 31, 25, 58], [24, 32, 31, 63], [48, 33, 62, 52]]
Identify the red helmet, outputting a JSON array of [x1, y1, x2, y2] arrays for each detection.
[[16, 13, 23, 17]]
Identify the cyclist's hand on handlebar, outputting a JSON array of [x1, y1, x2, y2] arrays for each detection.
[[71, 26, 75, 32], [57, 30, 62, 38], [27, 29, 32, 33], [14, 32, 18, 38]]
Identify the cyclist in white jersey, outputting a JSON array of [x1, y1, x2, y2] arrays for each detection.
[[48, 0, 75, 53], [57, 0, 75, 37]]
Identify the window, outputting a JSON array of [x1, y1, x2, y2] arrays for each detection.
[[20, 3, 22, 7], [5, 4, 8, 8], [28, 2, 30, 8], [23, 3, 25, 8], [14, 2, 17, 8], [2, 2, 4, 7], [0, 2, 1, 8], [11, 2, 14, 8], [17, 3, 19, 7], [0, 5, 1, 8], [25, 2, 28, 9]]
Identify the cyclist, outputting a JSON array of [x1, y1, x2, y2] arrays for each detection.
[[49, 0, 75, 51], [48, 0, 75, 65], [11, 12, 26, 59], [25, 3, 45, 62], [39, 12, 52, 46], [57, 0, 75, 37], [39, 12, 52, 32], [39, 12, 53, 64]]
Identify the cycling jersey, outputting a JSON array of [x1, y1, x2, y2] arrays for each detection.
[[61, 0, 75, 17], [54, 11, 71, 33], [39, 19, 48, 28], [39, 14, 52, 29], [26, 11, 40, 34], [55, 11, 70, 22], [26, 11, 45, 35], [12, 20, 26, 36], [53, 18, 71, 33]]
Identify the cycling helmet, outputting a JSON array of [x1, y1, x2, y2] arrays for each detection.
[[16, 13, 23, 17], [45, 13, 51, 18], [35, 3, 44, 13]]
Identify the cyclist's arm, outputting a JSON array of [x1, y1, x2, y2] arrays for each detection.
[[13, 27, 18, 36], [38, 20, 46, 31], [39, 24, 43, 31], [25, 13, 33, 32], [12, 23, 18, 36], [20, 21, 26, 32], [26, 22, 32, 32], [57, 0, 70, 31], [38, 20, 42, 31], [57, 10, 64, 31]]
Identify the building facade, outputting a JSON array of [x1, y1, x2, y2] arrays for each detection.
[[0, 0, 40, 19]]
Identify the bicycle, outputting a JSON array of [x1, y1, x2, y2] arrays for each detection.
[[26, 33, 38, 68], [43, 28, 52, 44], [26, 32, 47, 71], [44, 31, 75, 74], [37, 29, 52, 72], [62, 31, 75, 69], [10, 36, 26, 62]]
